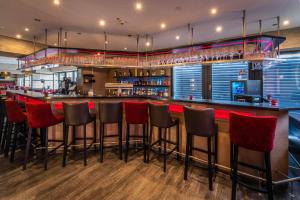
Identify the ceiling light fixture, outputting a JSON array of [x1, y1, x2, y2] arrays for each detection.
[[175, 35, 180, 40], [105, 41, 109, 44], [135, 2, 142, 10], [211, 8, 217, 15], [124, 47, 128, 50], [25, 28, 29, 32], [16, 34, 22, 39], [160, 23, 166, 29], [145, 41, 151, 47], [99, 20, 106, 26], [216, 25, 223, 32], [283, 20, 290, 26], [53, 0, 60, 5], [54, 43, 57, 46]]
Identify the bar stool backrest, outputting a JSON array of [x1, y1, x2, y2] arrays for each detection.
[[5, 100, 26, 123], [99, 102, 123, 123], [149, 103, 173, 128], [229, 112, 277, 152], [26, 102, 60, 128], [184, 106, 215, 137], [124, 101, 148, 124], [63, 102, 91, 126]]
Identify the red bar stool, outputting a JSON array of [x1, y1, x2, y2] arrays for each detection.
[[4, 100, 27, 162], [24, 102, 64, 170], [229, 112, 277, 200], [124, 101, 148, 163]]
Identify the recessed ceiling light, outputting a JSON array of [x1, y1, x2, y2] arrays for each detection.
[[16, 34, 22, 39], [216, 26, 223, 32], [283, 20, 290, 26], [54, 43, 57, 46], [175, 35, 180, 40], [145, 41, 151, 47], [124, 47, 128, 50], [53, 0, 60, 5], [25, 28, 29, 32], [135, 2, 142, 10], [105, 41, 108, 44], [99, 20, 106, 26], [160, 23, 166, 29], [211, 8, 217, 15]]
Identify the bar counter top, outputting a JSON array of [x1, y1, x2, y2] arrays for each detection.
[[7, 90, 300, 111]]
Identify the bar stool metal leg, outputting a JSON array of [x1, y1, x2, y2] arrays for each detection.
[[147, 125, 153, 163], [176, 123, 180, 160], [10, 123, 18, 163], [208, 136, 213, 191], [142, 124, 146, 163], [83, 124, 87, 166], [231, 144, 239, 200], [158, 127, 162, 155], [63, 125, 69, 167], [163, 128, 167, 172], [23, 128, 32, 170], [72, 126, 76, 151], [125, 123, 130, 163], [265, 153, 274, 200], [99, 123, 104, 163], [44, 128, 48, 170], [118, 122, 123, 160], [214, 131, 218, 173], [4, 122, 12, 157], [0, 119, 8, 154], [93, 119, 97, 151], [184, 133, 191, 180]]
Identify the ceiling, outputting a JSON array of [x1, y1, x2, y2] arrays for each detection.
[[0, 0, 300, 52]]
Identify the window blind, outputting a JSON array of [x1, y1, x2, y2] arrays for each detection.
[[263, 54, 300, 103], [173, 65, 202, 100], [212, 62, 248, 101]]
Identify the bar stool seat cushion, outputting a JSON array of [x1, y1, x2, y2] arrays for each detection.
[[26, 103, 65, 128], [229, 112, 277, 152]]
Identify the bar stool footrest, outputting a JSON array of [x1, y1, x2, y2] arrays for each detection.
[[235, 176, 269, 193]]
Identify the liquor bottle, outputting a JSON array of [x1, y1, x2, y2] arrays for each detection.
[[113, 71, 118, 77]]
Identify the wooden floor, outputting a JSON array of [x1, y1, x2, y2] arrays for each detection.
[[0, 150, 295, 200]]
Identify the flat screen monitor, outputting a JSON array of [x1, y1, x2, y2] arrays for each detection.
[[231, 81, 245, 96]]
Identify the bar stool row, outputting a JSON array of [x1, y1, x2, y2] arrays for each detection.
[[0, 97, 277, 200]]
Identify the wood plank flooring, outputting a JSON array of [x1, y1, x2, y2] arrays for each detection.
[[0, 150, 295, 200]]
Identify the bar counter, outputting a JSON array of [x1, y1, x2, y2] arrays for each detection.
[[7, 90, 300, 181]]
